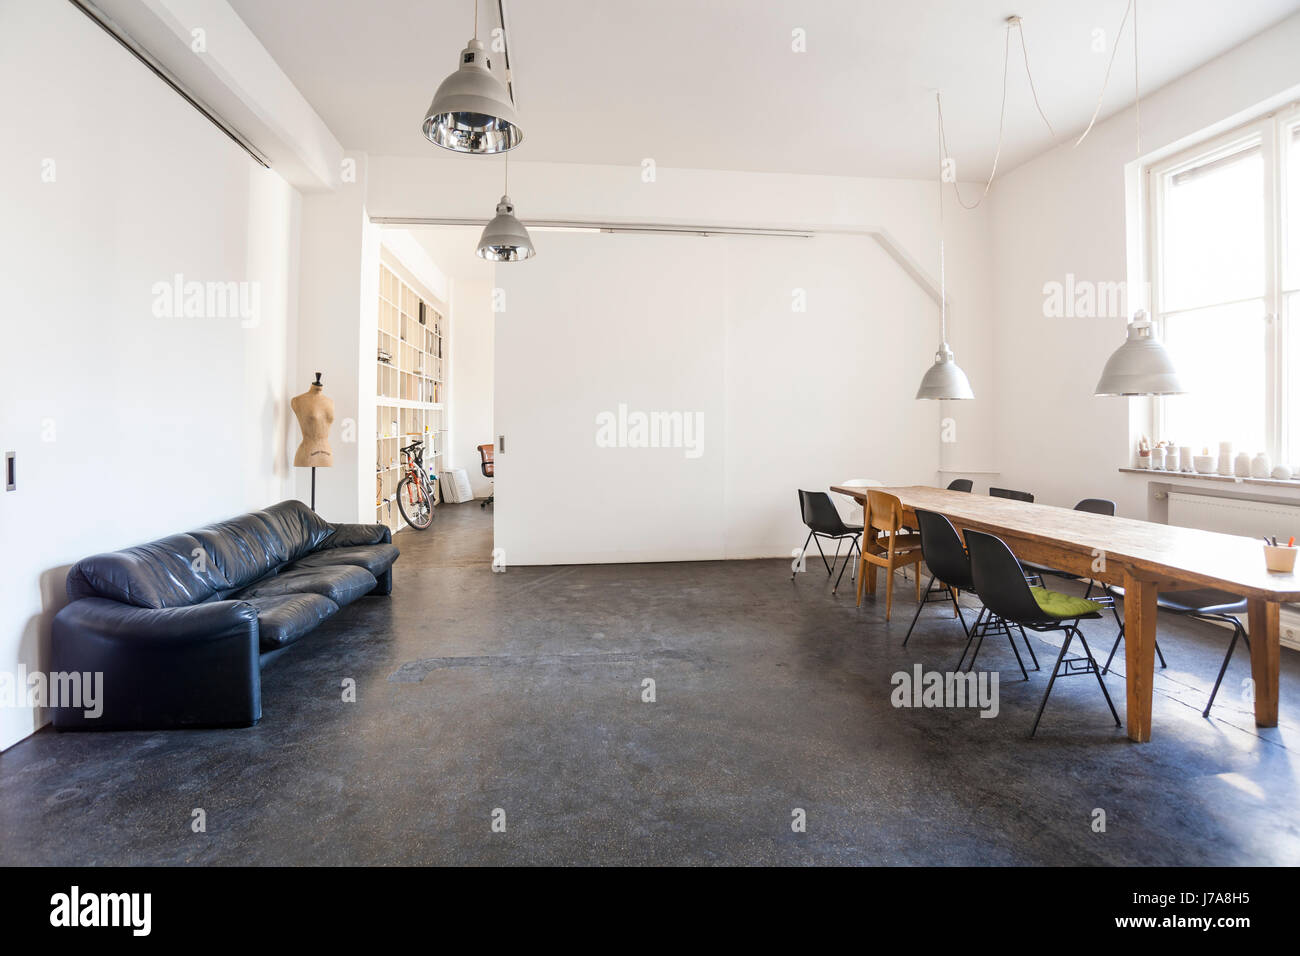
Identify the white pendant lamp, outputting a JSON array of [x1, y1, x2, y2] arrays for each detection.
[[1092, 0, 1182, 396], [1093, 311, 1184, 396], [917, 92, 974, 401], [421, 3, 523, 154], [477, 155, 534, 261]]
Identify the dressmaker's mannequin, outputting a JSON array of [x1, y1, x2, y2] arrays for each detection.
[[292, 375, 334, 511]]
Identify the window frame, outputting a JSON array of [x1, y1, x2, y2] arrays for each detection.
[[1147, 104, 1299, 463]]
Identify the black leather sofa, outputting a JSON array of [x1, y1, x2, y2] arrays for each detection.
[[50, 500, 398, 731]]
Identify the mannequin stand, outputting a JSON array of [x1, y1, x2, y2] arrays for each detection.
[[311, 467, 317, 512]]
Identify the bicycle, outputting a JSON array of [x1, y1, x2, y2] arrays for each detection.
[[396, 440, 436, 530]]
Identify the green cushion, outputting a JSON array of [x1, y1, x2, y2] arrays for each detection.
[[1029, 586, 1104, 619]]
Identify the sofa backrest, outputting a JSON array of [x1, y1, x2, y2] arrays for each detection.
[[66, 500, 335, 609]]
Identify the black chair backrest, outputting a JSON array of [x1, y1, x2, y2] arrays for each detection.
[[1074, 498, 1116, 516], [989, 487, 1034, 503], [798, 490, 851, 536], [965, 530, 1048, 625], [915, 509, 974, 590], [946, 478, 973, 492]]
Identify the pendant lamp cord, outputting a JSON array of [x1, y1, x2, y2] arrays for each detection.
[[1075, 0, 1138, 150], [938, 17, 1053, 211], [473, 0, 478, 40], [936, 92, 948, 346]]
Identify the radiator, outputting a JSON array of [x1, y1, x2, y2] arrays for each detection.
[[1167, 491, 1300, 650]]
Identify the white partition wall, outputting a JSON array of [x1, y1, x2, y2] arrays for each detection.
[[494, 230, 943, 565]]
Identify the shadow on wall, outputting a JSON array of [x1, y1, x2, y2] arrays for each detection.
[[18, 564, 74, 730]]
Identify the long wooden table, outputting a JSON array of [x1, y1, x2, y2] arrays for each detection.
[[831, 485, 1300, 742]]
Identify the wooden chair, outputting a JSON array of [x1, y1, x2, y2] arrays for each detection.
[[856, 489, 925, 620]]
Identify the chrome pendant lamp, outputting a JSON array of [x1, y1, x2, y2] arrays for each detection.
[[422, 1, 523, 154], [1092, 0, 1183, 396], [917, 92, 974, 401], [477, 154, 534, 261]]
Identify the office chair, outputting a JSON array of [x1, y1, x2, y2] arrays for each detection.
[[477, 442, 494, 508], [794, 490, 863, 593], [945, 478, 973, 492], [989, 487, 1034, 503], [965, 530, 1120, 736]]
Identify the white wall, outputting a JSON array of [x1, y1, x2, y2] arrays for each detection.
[[0, 0, 301, 751], [494, 231, 942, 564], [989, 13, 1300, 519], [366, 153, 998, 489], [293, 155, 377, 522], [449, 279, 495, 498]]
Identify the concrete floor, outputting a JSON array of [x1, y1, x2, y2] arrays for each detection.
[[2, 502, 1299, 865]]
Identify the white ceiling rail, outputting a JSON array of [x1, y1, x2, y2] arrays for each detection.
[[368, 218, 948, 310]]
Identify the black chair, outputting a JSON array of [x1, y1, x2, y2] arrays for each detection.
[[989, 487, 1034, 503], [1100, 588, 1243, 717], [904, 509, 975, 647], [965, 530, 1120, 736], [946, 478, 973, 492], [794, 490, 862, 594]]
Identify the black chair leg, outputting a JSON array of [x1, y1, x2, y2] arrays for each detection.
[[1075, 629, 1121, 727], [1018, 625, 1039, 670], [950, 589, 970, 639], [1005, 622, 1030, 681], [903, 574, 936, 646], [832, 537, 859, 594], [1031, 630, 1075, 737], [1203, 623, 1247, 718], [793, 531, 813, 582], [956, 607, 986, 671], [1102, 622, 1166, 675], [813, 535, 834, 576], [966, 616, 989, 672]]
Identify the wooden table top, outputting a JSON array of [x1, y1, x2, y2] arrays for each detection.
[[830, 485, 1300, 602]]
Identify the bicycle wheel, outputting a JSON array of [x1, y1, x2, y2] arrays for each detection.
[[396, 475, 434, 530]]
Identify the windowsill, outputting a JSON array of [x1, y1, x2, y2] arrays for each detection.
[[1118, 467, 1300, 491]]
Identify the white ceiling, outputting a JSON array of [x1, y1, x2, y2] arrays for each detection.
[[230, 0, 1300, 180]]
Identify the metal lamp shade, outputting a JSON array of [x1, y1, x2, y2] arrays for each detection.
[[915, 344, 974, 400], [477, 195, 535, 261], [422, 39, 523, 154], [1094, 316, 1185, 396]]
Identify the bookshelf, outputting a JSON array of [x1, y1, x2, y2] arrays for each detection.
[[376, 258, 446, 534]]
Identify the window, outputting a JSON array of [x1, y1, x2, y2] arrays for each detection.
[[1150, 106, 1300, 465]]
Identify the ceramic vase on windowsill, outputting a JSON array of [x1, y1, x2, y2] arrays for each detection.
[[1219, 442, 1234, 477]]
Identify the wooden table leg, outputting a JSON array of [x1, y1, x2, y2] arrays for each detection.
[[1122, 573, 1158, 742], [1247, 598, 1280, 727]]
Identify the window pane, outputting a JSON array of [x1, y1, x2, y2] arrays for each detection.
[[1287, 292, 1300, 463], [1288, 126, 1300, 292], [1161, 142, 1264, 312], [1159, 300, 1267, 456]]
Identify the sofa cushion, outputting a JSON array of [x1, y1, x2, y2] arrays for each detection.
[[242, 593, 339, 650], [66, 533, 228, 608], [233, 565, 377, 607], [191, 514, 291, 591], [259, 500, 336, 563], [287, 544, 400, 579]]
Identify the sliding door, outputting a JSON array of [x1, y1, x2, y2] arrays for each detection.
[[494, 232, 727, 565]]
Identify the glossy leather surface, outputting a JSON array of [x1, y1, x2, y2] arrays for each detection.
[[234, 565, 376, 606], [54, 500, 395, 731], [51, 598, 261, 730], [287, 544, 400, 578], [241, 593, 340, 649]]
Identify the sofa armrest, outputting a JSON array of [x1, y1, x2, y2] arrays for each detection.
[[324, 522, 392, 548], [50, 598, 261, 730]]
